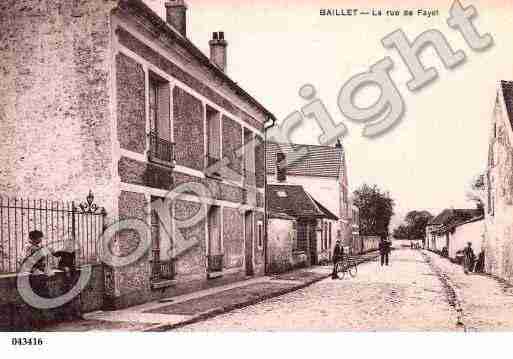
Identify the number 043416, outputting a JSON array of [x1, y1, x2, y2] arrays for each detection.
[[11, 338, 44, 346]]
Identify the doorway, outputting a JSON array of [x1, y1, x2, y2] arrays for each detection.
[[245, 211, 254, 276]]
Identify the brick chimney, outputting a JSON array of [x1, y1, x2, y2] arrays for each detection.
[[276, 152, 287, 182], [165, 0, 187, 37], [209, 32, 228, 72]]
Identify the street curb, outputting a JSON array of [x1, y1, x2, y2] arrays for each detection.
[[144, 253, 379, 332]]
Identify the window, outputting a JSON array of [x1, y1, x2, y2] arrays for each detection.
[[323, 222, 328, 250], [291, 221, 298, 250], [257, 221, 263, 249], [329, 222, 332, 249], [206, 106, 221, 176], [148, 74, 174, 166], [276, 190, 288, 198], [243, 128, 255, 182]]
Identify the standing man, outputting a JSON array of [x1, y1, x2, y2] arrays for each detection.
[[332, 240, 344, 279], [379, 235, 391, 267], [462, 242, 476, 274]]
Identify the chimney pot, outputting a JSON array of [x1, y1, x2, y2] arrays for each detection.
[[165, 0, 188, 37], [209, 30, 228, 73]]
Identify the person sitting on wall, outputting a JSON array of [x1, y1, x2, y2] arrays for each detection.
[[23, 230, 50, 275], [53, 239, 76, 273]]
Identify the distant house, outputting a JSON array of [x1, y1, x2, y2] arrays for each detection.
[[426, 209, 483, 259], [267, 184, 338, 271], [484, 81, 513, 281], [266, 141, 352, 259]]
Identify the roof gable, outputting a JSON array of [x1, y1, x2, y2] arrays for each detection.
[[267, 185, 332, 219]]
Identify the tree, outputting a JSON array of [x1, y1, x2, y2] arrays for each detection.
[[404, 210, 433, 240], [466, 173, 486, 214], [392, 225, 410, 239], [353, 184, 395, 236]]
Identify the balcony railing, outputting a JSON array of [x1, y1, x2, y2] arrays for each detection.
[[205, 155, 222, 178], [151, 249, 176, 282], [148, 131, 175, 167], [207, 254, 224, 273]]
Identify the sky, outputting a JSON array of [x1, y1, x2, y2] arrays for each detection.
[[142, 0, 513, 226]]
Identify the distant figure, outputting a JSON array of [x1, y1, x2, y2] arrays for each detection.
[[23, 230, 49, 274], [379, 236, 391, 267], [462, 242, 476, 274], [332, 240, 344, 279], [475, 251, 485, 273]]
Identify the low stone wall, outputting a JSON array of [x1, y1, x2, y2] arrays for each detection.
[[0, 265, 104, 331]]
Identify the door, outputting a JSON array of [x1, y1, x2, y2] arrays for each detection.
[[309, 222, 317, 265], [245, 211, 254, 276], [208, 206, 221, 256]]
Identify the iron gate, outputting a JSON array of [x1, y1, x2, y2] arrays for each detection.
[[0, 191, 106, 274]]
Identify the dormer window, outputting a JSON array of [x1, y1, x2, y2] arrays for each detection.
[[276, 190, 287, 198]]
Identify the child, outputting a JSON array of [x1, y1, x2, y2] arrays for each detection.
[[23, 230, 48, 274]]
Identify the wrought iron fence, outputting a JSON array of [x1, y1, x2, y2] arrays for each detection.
[[148, 131, 175, 166], [150, 250, 176, 282], [0, 191, 106, 274], [207, 254, 224, 273]]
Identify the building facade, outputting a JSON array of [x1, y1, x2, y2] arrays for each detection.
[[266, 141, 352, 260], [1, 0, 275, 309], [483, 81, 513, 282], [266, 184, 338, 271], [426, 209, 483, 259]]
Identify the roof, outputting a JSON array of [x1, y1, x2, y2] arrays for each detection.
[[501, 81, 513, 130], [266, 142, 344, 178], [267, 185, 336, 220], [428, 208, 483, 231], [117, 0, 277, 123], [311, 198, 339, 221], [268, 212, 296, 221]]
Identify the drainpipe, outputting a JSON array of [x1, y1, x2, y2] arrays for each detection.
[[263, 116, 277, 274]]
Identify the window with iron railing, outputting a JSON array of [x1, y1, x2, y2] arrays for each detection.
[[207, 254, 224, 273], [148, 74, 175, 167], [148, 131, 175, 166], [205, 106, 221, 177]]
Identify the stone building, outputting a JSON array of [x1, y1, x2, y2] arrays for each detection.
[[0, 0, 275, 309], [266, 141, 352, 260], [266, 184, 338, 272], [483, 81, 513, 282]]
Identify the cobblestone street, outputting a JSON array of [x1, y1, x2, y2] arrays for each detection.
[[178, 249, 460, 331]]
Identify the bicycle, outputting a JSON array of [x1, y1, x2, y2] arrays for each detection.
[[334, 254, 358, 279]]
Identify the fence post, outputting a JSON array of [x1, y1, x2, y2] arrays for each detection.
[[71, 201, 77, 242]]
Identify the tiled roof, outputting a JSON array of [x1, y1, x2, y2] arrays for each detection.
[[429, 209, 482, 226], [311, 198, 339, 221], [267, 185, 330, 219], [266, 142, 344, 178], [501, 81, 513, 130]]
